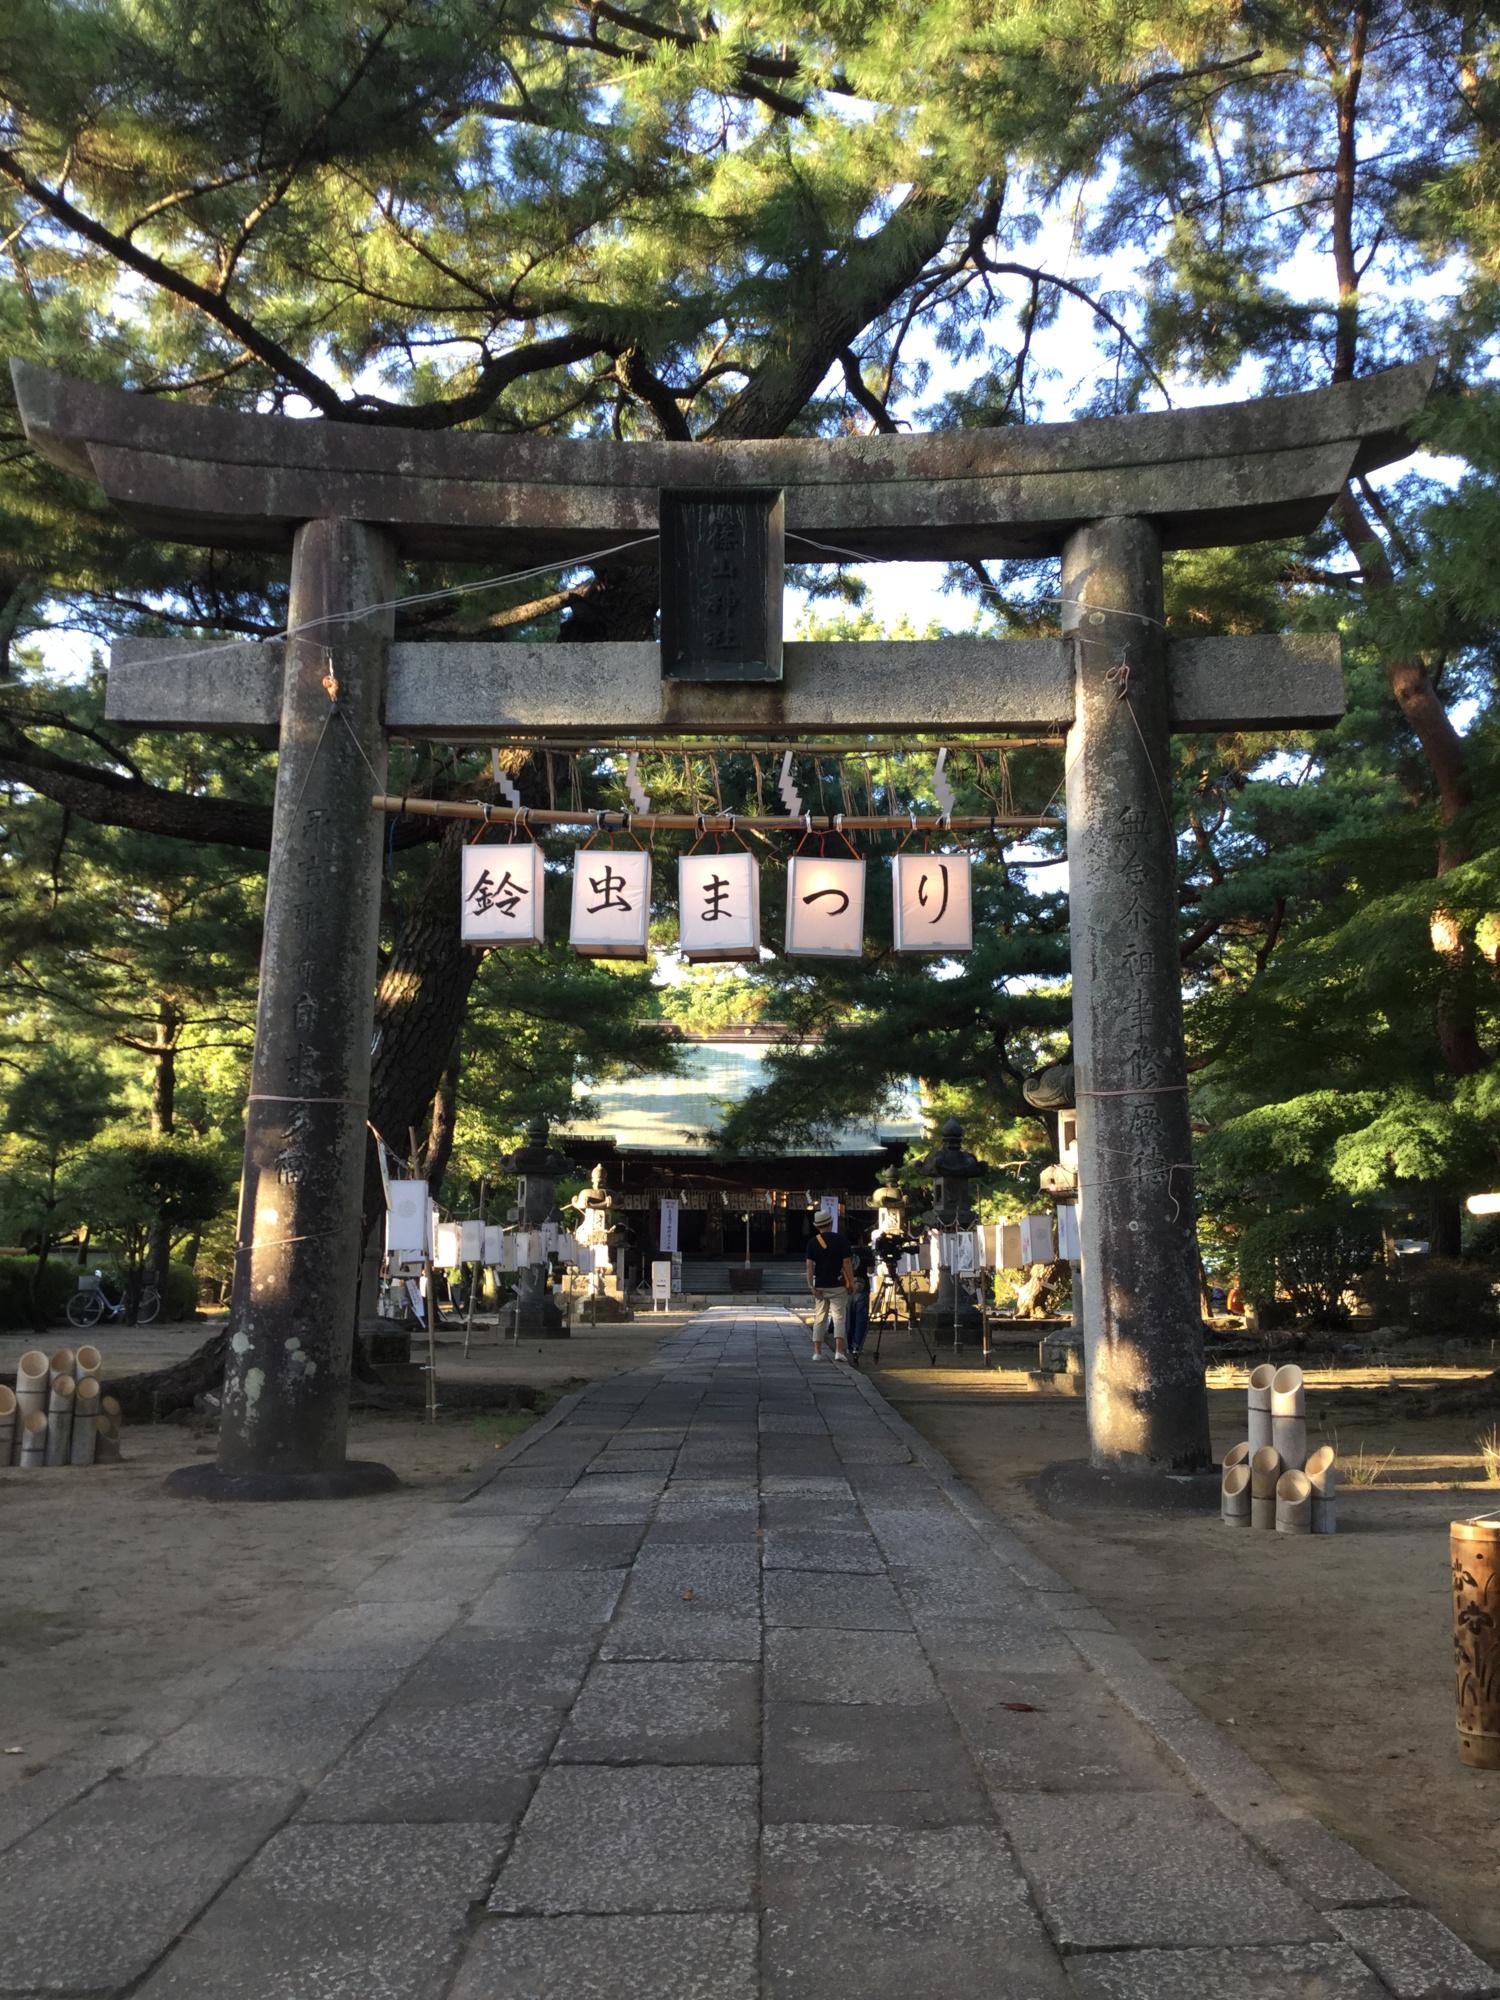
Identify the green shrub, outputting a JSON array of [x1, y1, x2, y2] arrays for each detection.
[[1404, 1257, 1500, 1339], [1240, 1204, 1384, 1326], [0, 1252, 200, 1329]]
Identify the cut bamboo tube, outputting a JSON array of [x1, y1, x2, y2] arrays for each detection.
[[1248, 1364, 1275, 1455], [1222, 1463, 1251, 1525], [18, 1410, 48, 1467], [1272, 1413, 1308, 1471], [48, 1346, 76, 1381], [94, 1413, 121, 1463], [0, 1383, 15, 1466], [1271, 1364, 1306, 1413], [45, 1374, 75, 1466], [1276, 1468, 1313, 1533], [73, 1345, 102, 1385], [100, 1394, 121, 1423], [1223, 1441, 1251, 1472], [1250, 1444, 1281, 1530], [69, 1378, 100, 1466], [15, 1350, 48, 1448], [1307, 1443, 1338, 1534]]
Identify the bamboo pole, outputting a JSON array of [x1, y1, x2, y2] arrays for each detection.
[[1276, 1469, 1313, 1534], [1221, 1463, 1251, 1525], [94, 1412, 121, 1462], [18, 1410, 47, 1468], [1222, 1441, 1251, 1473], [1250, 1444, 1282, 1530], [48, 1346, 76, 1380], [1247, 1364, 1275, 1455], [45, 1373, 75, 1466], [1271, 1364, 1307, 1471], [70, 1378, 100, 1466], [1307, 1443, 1338, 1534], [13, 1352, 47, 1456], [0, 1384, 15, 1466], [371, 794, 1052, 834], [74, 1345, 102, 1386]]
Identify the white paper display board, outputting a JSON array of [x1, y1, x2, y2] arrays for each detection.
[[1057, 1204, 1081, 1261], [950, 1231, 976, 1273], [891, 852, 973, 954], [433, 1221, 462, 1268], [570, 848, 652, 959], [679, 852, 760, 962], [658, 1197, 679, 1253], [386, 1180, 430, 1258], [785, 855, 865, 958], [482, 1223, 505, 1265], [651, 1259, 673, 1302], [458, 1219, 484, 1263], [460, 841, 545, 946], [999, 1220, 1024, 1270], [1020, 1212, 1056, 1264]]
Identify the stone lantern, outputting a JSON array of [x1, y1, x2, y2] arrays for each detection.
[[502, 1116, 576, 1338], [912, 1117, 988, 1331]]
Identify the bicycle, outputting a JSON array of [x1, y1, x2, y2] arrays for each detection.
[[64, 1271, 161, 1328]]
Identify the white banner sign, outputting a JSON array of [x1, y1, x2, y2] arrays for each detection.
[[651, 1258, 673, 1302], [891, 852, 973, 954], [658, 1197, 680, 1252], [460, 841, 545, 946], [785, 855, 866, 958], [570, 848, 652, 959], [679, 851, 760, 962]]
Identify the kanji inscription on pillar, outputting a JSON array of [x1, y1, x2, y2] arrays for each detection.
[[660, 487, 785, 682]]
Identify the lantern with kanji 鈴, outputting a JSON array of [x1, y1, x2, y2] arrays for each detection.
[[785, 855, 865, 958], [891, 851, 972, 954], [460, 840, 545, 946], [570, 848, 652, 959], [679, 852, 760, 962]]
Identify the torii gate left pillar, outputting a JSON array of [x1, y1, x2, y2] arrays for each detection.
[[10, 357, 1431, 1499], [188, 518, 400, 1497]]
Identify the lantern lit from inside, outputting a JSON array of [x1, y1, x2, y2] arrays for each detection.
[[679, 852, 760, 962], [570, 848, 652, 959], [460, 840, 545, 945], [891, 852, 972, 953], [785, 855, 866, 958]]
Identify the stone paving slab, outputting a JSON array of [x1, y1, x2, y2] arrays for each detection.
[[10, 1303, 1493, 1998]]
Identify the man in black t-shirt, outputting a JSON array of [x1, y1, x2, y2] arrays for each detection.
[[803, 1208, 854, 1362]]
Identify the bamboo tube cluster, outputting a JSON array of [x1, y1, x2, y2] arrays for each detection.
[[1221, 1364, 1337, 1535], [7, 1347, 118, 1468]]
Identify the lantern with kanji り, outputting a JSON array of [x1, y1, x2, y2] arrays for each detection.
[[785, 854, 865, 958], [679, 851, 761, 962], [570, 848, 652, 959], [460, 840, 545, 946], [891, 851, 972, 954]]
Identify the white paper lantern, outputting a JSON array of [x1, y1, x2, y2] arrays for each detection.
[[999, 1220, 1024, 1269], [1057, 1204, 1081, 1261], [386, 1180, 430, 1259], [433, 1221, 462, 1268], [891, 852, 973, 954], [460, 841, 545, 946], [679, 851, 760, 962], [1020, 1212, 1056, 1264], [570, 848, 652, 959], [785, 855, 865, 958], [458, 1219, 484, 1263], [482, 1223, 505, 1265]]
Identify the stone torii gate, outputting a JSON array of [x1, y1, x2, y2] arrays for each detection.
[[11, 358, 1432, 1498]]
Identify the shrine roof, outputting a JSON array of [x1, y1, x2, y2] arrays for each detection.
[[565, 1035, 923, 1157], [12, 358, 1435, 562]]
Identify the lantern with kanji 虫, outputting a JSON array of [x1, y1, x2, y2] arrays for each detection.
[[570, 848, 652, 959]]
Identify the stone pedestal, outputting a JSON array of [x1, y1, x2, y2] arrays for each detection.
[[170, 518, 400, 1500], [1062, 517, 1211, 1475]]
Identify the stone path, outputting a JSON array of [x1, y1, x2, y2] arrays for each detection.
[[1, 1306, 1494, 1999]]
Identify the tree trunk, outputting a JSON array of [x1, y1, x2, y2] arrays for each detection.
[[29, 1228, 53, 1332]]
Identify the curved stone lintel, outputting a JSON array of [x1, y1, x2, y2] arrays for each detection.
[[12, 357, 1435, 560]]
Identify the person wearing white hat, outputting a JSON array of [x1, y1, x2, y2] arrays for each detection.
[[803, 1207, 854, 1362]]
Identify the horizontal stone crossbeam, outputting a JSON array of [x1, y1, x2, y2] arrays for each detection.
[[107, 633, 1343, 740], [15, 358, 1434, 562]]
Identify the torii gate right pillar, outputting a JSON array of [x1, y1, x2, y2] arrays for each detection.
[[1063, 517, 1212, 1475]]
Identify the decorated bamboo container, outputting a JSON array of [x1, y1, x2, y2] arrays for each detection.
[[1452, 1514, 1500, 1769]]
